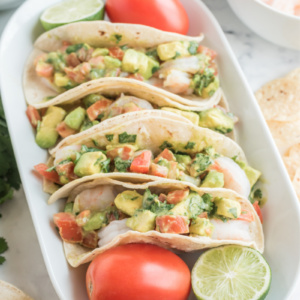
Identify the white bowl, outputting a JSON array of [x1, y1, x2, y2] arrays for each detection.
[[227, 0, 300, 50]]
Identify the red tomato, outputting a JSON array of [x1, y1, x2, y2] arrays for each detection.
[[87, 99, 113, 121], [55, 161, 78, 183], [34, 163, 60, 184], [130, 150, 152, 174], [26, 105, 41, 128], [108, 47, 124, 60], [154, 148, 176, 163], [156, 215, 189, 234], [56, 121, 77, 138], [167, 189, 189, 204], [106, 145, 136, 160], [253, 201, 263, 224], [106, 0, 189, 35], [53, 212, 83, 243], [197, 46, 217, 60], [237, 209, 254, 222], [86, 244, 191, 300]]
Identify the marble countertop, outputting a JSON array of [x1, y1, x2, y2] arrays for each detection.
[[0, 1, 299, 299]]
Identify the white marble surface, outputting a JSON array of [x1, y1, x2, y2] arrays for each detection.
[[0, 0, 299, 299]]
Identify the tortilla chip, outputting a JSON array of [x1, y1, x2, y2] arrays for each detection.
[[255, 72, 300, 122], [0, 280, 33, 300]]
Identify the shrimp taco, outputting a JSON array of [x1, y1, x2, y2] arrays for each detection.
[[34, 116, 261, 203], [24, 21, 220, 108], [52, 176, 264, 267], [27, 77, 236, 149]]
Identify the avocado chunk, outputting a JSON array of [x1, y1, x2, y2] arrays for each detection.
[[64, 202, 74, 213], [92, 48, 109, 57], [122, 49, 159, 80], [83, 94, 103, 108], [189, 217, 214, 237], [201, 78, 219, 98], [198, 108, 234, 134], [80, 118, 99, 132], [36, 106, 66, 149], [214, 198, 241, 219], [201, 170, 224, 188], [64, 107, 86, 130], [175, 154, 192, 166], [234, 160, 261, 188], [170, 192, 203, 219], [83, 212, 106, 231], [161, 107, 199, 125], [114, 191, 143, 216], [104, 56, 122, 69], [54, 73, 70, 87], [157, 41, 190, 61], [74, 151, 108, 177], [126, 210, 156, 232]]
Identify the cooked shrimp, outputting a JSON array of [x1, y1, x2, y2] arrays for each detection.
[[210, 157, 251, 198], [98, 219, 132, 247], [53, 144, 81, 165], [163, 70, 193, 95], [158, 56, 200, 75], [210, 219, 252, 241], [103, 94, 153, 119], [74, 185, 117, 212]]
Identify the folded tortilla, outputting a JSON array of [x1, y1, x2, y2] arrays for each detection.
[[23, 21, 221, 108], [54, 176, 264, 267], [46, 116, 246, 204]]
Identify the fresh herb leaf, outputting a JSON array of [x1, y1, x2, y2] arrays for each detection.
[[118, 132, 136, 143], [159, 141, 173, 151], [114, 157, 131, 172], [185, 141, 195, 150], [150, 201, 174, 216], [66, 43, 84, 54], [254, 189, 262, 199], [188, 41, 198, 55], [114, 34, 122, 44], [0, 237, 8, 254], [99, 159, 111, 173], [152, 66, 160, 74], [142, 189, 157, 210], [0, 256, 6, 265], [228, 207, 238, 218], [105, 134, 114, 142]]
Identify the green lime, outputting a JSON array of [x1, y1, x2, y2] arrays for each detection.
[[191, 245, 271, 300], [40, 0, 105, 31]]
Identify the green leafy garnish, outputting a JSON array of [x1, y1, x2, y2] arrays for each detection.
[[66, 43, 84, 54], [114, 34, 122, 44], [188, 41, 198, 55], [159, 141, 173, 151], [105, 134, 114, 142], [118, 132, 136, 144], [0, 237, 8, 265], [185, 141, 195, 150], [114, 157, 131, 172]]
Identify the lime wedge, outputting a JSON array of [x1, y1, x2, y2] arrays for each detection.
[[192, 245, 271, 300], [40, 0, 104, 31]]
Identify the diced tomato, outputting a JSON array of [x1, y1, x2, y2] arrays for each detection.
[[60, 41, 72, 52], [154, 148, 176, 163], [34, 163, 60, 184], [198, 212, 208, 219], [106, 145, 136, 160], [108, 47, 124, 60], [76, 210, 91, 227], [55, 161, 78, 184], [66, 53, 81, 67], [253, 201, 263, 224], [156, 215, 189, 234], [107, 106, 124, 118], [149, 163, 168, 178], [197, 46, 217, 60], [53, 212, 83, 243], [126, 73, 144, 81], [26, 106, 41, 128], [88, 56, 105, 68], [35, 62, 54, 78], [130, 150, 152, 174], [158, 193, 167, 202], [87, 99, 113, 121], [237, 209, 254, 222], [167, 189, 189, 204], [82, 230, 99, 249], [56, 121, 77, 138], [167, 161, 178, 180], [64, 67, 85, 83]]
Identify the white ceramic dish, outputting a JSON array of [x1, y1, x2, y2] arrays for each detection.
[[227, 0, 300, 50], [1, 0, 300, 299]]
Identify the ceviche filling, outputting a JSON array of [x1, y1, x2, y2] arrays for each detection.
[[35, 41, 219, 98], [53, 187, 257, 249], [35, 142, 260, 198], [26, 94, 236, 149]]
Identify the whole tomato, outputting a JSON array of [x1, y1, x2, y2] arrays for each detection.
[[86, 243, 191, 300], [105, 0, 189, 35]]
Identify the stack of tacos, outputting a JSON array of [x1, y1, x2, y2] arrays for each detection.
[[24, 21, 264, 266]]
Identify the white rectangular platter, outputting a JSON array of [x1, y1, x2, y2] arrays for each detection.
[[1, 0, 300, 299]]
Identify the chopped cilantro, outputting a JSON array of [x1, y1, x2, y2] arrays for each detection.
[[81, 145, 105, 154], [201, 193, 214, 213], [146, 49, 158, 58], [159, 141, 173, 151], [114, 34, 122, 44], [0, 256, 5, 265], [152, 66, 160, 74], [150, 201, 174, 216], [142, 189, 157, 210], [118, 132, 136, 143], [105, 134, 114, 142], [114, 157, 131, 172], [254, 189, 262, 199], [131, 196, 138, 201], [99, 159, 111, 173], [188, 41, 198, 55], [120, 44, 129, 51], [0, 237, 8, 254], [66, 43, 83, 54], [185, 141, 195, 150], [191, 153, 212, 174]]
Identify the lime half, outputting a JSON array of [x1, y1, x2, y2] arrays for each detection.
[[192, 245, 271, 300], [40, 0, 104, 31]]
